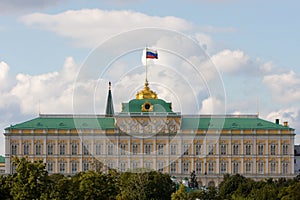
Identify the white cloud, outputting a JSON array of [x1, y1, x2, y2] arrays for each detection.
[[211, 49, 251, 74], [20, 9, 194, 48], [0, 61, 9, 82], [199, 96, 226, 114], [20, 9, 236, 49], [194, 33, 214, 52], [263, 70, 300, 103], [0, 57, 84, 115], [266, 107, 300, 144]]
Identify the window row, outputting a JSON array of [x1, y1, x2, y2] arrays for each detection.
[[10, 143, 290, 156], [11, 160, 290, 175]]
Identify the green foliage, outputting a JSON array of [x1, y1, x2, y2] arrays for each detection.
[[3, 158, 300, 200], [117, 169, 175, 200], [187, 187, 220, 200], [0, 174, 13, 199], [11, 157, 49, 200], [78, 170, 118, 200], [248, 183, 278, 200], [278, 181, 300, 200], [219, 174, 249, 199], [218, 174, 300, 200], [48, 174, 73, 199], [171, 184, 188, 200]]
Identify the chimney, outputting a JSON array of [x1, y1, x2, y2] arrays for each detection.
[[275, 119, 279, 124], [283, 121, 288, 127]]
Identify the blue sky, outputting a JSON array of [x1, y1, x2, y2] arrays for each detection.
[[0, 0, 300, 155]]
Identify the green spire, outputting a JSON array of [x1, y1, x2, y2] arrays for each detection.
[[105, 82, 114, 117]]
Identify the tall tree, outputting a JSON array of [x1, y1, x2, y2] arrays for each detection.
[[10, 157, 49, 200]]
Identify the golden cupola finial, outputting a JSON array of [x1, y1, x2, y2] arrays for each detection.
[[136, 80, 158, 99]]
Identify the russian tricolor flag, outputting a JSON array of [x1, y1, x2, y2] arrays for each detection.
[[146, 48, 158, 59]]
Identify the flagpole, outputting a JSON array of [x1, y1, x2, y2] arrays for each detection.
[[145, 48, 148, 82]]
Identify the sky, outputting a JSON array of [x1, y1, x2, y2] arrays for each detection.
[[0, 0, 300, 155]]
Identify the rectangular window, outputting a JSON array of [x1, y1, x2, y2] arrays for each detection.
[[158, 144, 164, 155], [208, 145, 214, 155], [11, 144, 17, 155], [108, 144, 113, 155], [72, 162, 77, 173], [246, 162, 251, 173], [59, 143, 65, 155], [282, 163, 288, 174], [245, 145, 251, 155], [170, 162, 176, 173], [258, 145, 264, 155], [120, 162, 126, 172], [24, 143, 30, 155], [220, 162, 226, 174], [132, 144, 138, 155], [195, 144, 201, 155], [270, 144, 276, 155], [108, 162, 114, 169], [270, 162, 276, 173], [144, 161, 152, 169], [36, 143, 42, 155], [59, 162, 66, 173], [83, 144, 89, 155], [132, 161, 138, 169], [120, 144, 126, 155], [220, 144, 226, 155], [233, 162, 239, 174], [158, 162, 164, 172], [233, 145, 239, 155], [183, 144, 189, 155], [283, 145, 288, 155], [71, 143, 78, 155], [208, 162, 214, 174], [171, 144, 176, 155], [83, 162, 89, 171], [145, 144, 151, 155], [195, 162, 201, 174], [183, 162, 189, 174], [96, 143, 101, 155], [47, 143, 53, 155], [47, 162, 53, 173], [258, 162, 264, 174]]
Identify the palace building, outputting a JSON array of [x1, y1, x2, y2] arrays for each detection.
[[4, 80, 296, 187]]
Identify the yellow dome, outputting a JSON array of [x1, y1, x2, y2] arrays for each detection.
[[136, 81, 158, 99]]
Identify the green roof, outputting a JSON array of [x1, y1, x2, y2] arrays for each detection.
[[122, 99, 173, 113], [181, 116, 293, 130], [5, 115, 115, 130], [0, 156, 5, 163], [5, 114, 293, 131]]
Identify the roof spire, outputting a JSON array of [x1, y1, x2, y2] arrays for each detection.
[[105, 82, 114, 117]]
